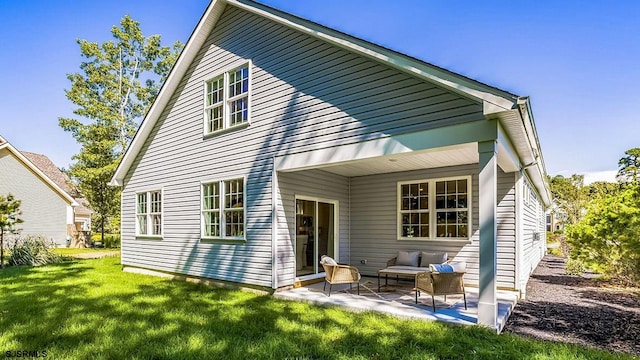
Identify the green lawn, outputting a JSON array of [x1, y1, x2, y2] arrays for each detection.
[[52, 248, 120, 256], [0, 257, 633, 360]]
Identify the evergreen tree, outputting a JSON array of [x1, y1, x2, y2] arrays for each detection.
[[0, 194, 23, 268]]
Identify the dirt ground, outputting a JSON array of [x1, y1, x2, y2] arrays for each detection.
[[503, 255, 640, 356]]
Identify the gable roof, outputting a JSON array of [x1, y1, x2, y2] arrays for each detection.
[[110, 0, 550, 205], [21, 151, 92, 215], [0, 137, 79, 207]]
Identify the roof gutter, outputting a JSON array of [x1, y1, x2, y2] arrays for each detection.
[[516, 97, 551, 206]]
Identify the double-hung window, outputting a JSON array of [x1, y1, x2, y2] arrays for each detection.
[[204, 61, 251, 134], [136, 190, 162, 237], [398, 176, 470, 240], [202, 178, 245, 240]]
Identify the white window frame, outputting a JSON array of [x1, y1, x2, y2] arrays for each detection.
[[203, 60, 252, 136], [136, 189, 163, 238], [397, 176, 472, 241], [200, 177, 246, 241]]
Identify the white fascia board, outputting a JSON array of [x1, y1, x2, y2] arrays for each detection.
[[110, 0, 226, 186], [228, 0, 517, 111], [275, 120, 498, 172], [1, 143, 78, 206], [516, 97, 552, 206], [496, 121, 521, 173]]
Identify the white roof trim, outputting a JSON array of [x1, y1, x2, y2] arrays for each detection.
[[0, 142, 78, 206], [228, 0, 517, 110], [111, 0, 526, 185], [111, 0, 226, 186]]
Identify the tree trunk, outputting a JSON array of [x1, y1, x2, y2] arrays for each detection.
[[1, 227, 4, 269], [101, 216, 105, 243]]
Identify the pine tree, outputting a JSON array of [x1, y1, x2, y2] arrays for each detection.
[[0, 194, 23, 268]]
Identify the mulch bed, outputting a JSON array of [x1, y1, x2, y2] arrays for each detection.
[[503, 255, 640, 356]]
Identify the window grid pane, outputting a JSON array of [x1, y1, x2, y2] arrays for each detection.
[[137, 215, 147, 235], [150, 191, 162, 213], [228, 66, 249, 97], [224, 179, 244, 237], [204, 211, 220, 237], [435, 179, 468, 238], [149, 191, 162, 235], [206, 77, 224, 106], [203, 183, 219, 211], [202, 182, 221, 237], [207, 105, 223, 132], [400, 182, 429, 237], [225, 179, 243, 209], [151, 215, 162, 235], [225, 210, 244, 237], [137, 193, 147, 214], [229, 97, 248, 126]]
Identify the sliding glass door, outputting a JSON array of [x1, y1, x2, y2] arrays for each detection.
[[295, 198, 336, 277]]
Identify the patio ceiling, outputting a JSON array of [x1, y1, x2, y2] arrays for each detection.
[[316, 143, 478, 177]]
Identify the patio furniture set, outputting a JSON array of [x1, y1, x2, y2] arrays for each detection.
[[320, 251, 468, 312]]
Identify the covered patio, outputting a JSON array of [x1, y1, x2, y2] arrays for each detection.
[[274, 279, 519, 332]]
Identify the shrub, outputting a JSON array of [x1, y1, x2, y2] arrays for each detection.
[[565, 258, 586, 275], [548, 246, 564, 257], [8, 235, 62, 266], [91, 233, 121, 248], [566, 183, 640, 284]]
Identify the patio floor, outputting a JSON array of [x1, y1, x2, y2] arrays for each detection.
[[274, 276, 519, 333]]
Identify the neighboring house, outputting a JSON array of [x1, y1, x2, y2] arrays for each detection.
[[0, 135, 91, 246], [110, 0, 551, 330], [546, 201, 566, 232]]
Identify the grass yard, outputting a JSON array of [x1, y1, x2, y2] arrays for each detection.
[[0, 257, 634, 360], [52, 248, 120, 256]]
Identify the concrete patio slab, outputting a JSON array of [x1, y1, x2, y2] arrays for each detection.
[[274, 277, 519, 332]]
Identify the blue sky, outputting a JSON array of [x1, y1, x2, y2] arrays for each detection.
[[1, 0, 638, 183]]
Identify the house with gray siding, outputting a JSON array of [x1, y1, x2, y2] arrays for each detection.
[[111, 0, 551, 330], [0, 135, 89, 247]]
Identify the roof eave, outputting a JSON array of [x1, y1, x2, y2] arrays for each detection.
[[229, 0, 517, 110], [111, 0, 528, 185], [111, 0, 227, 186]]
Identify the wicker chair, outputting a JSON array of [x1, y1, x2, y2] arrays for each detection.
[[415, 271, 467, 311], [320, 256, 361, 296]]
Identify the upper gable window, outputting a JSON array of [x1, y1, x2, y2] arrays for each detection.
[[204, 61, 251, 135]]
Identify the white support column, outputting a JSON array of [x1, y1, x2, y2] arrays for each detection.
[[478, 140, 498, 330], [271, 164, 279, 290]]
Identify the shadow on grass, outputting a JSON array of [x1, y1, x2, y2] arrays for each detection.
[[0, 258, 632, 359]]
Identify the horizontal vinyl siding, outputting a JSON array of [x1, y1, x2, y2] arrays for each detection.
[[350, 164, 517, 288], [519, 177, 546, 286], [121, 5, 485, 287], [0, 150, 69, 246], [276, 170, 349, 286]]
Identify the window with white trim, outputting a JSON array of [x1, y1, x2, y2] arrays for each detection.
[[202, 178, 245, 239], [204, 62, 250, 134], [398, 177, 470, 240], [136, 190, 162, 236]]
